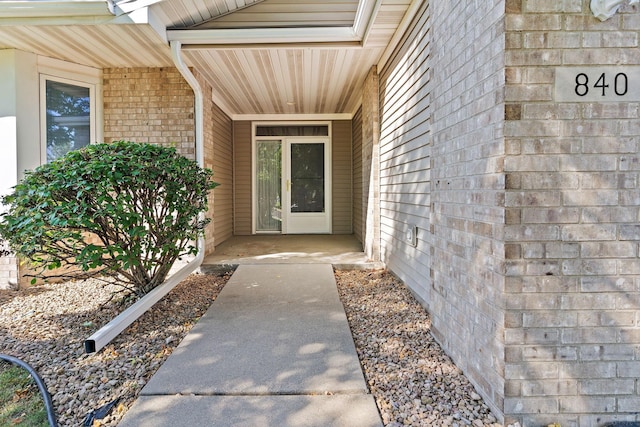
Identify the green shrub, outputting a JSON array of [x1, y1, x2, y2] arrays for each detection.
[[0, 141, 217, 297]]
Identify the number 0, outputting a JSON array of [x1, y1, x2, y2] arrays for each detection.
[[615, 73, 628, 96]]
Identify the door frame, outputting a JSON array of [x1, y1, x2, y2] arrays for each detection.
[[251, 121, 332, 234]]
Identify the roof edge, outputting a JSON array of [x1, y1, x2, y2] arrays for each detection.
[[0, 1, 114, 18]]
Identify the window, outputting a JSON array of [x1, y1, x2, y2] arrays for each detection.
[[41, 75, 96, 162]]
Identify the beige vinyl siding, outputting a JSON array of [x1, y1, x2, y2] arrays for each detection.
[[233, 121, 252, 235], [332, 120, 352, 234], [211, 101, 233, 244], [352, 107, 363, 243], [379, 0, 431, 299]]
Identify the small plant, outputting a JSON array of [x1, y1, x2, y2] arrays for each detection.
[[0, 141, 217, 297]]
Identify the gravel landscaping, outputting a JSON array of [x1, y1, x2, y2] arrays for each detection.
[[335, 270, 501, 427], [2, 269, 503, 426]]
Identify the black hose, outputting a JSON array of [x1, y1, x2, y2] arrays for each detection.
[[0, 353, 58, 427]]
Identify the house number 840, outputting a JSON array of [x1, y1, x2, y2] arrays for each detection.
[[575, 72, 628, 97]]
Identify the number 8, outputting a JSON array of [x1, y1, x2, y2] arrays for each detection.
[[575, 73, 589, 96]]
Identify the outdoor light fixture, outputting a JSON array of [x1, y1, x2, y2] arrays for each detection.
[[407, 224, 418, 247]]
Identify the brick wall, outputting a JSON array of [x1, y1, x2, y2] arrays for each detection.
[[504, 1, 640, 425], [0, 243, 18, 290], [103, 67, 195, 159], [428, 0, 507, 420], [361, 66, 381, 261], [104, 67, 230, 255]]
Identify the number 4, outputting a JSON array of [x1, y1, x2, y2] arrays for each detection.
[[594, 73, 609, 96]]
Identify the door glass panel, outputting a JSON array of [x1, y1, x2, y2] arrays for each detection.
[[290, 143, 325, 213], [45, 80, 91, 162], [256, 141, 282, 232]]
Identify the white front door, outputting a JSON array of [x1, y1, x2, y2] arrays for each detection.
[[284, 140, 331, 234], [254, 137, 331, 234]]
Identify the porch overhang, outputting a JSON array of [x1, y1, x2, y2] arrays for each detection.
[[0, 0, 421, 117]]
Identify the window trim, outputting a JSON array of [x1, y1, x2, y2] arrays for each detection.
[[37, 57, 102, 165], [40, 74, 97, 163]]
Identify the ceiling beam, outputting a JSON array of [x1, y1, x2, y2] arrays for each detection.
[[167, 26, 360, 46]]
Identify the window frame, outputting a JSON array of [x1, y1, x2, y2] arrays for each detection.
[[37, 58, 102, 164]]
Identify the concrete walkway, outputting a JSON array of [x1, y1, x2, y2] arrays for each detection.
[[118, 264, 382, 427]]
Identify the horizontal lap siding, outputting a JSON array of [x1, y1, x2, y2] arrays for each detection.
[[211, 102, 233, 245], [233, 121, 252, 235], [379, 1, 432, 302], [332, 120, 353, 234]]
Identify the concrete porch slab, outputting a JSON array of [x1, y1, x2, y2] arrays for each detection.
[[201, 235, 383, 272]]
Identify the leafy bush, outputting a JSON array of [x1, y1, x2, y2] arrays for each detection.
[[0, 141, 217, 297]]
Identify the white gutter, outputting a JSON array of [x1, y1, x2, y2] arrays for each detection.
[[84, 40, 206, 353], [0, 1, 114, 18]]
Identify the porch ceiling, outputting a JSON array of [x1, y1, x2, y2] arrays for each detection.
[[0, 0, 418, 118]]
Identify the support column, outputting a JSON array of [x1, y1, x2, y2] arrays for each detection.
[[361, 66, 380, 262], [0, 50, 22, 290]]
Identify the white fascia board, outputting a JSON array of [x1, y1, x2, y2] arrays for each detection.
[[0, 1, 114, 18], [111, 4, 167, 42], [113, 0, 164, 14], [167, 26, 360, 46], [353, 0, 379, 39]]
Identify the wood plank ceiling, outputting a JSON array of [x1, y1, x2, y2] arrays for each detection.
[[0, 0, 415, 117]]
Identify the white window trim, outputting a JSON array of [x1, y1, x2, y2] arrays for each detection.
[[38, 57, 103, 164]]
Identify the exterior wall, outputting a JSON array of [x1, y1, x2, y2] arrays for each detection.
[[380, 0, 507, 420], [103, 67, 195, 159], [0, 50, 22, 289], [379, 1, 432, 301], [362, 67, 381, 260], [0, 50, 51, 289], [233, 121, 253, 235], [210, 100, 233, 246], [104, 67, 232, 253], [430, 0, 506, 418], [332, 120, 353, 234], [353, 106, 364, 243], [196, 70, 233, 252], [504, 1, 640, 425]]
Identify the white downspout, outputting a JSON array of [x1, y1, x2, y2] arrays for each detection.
[[171, 40, 206, 255], [84, 40, 207, 353]]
